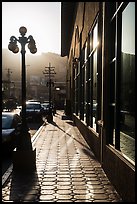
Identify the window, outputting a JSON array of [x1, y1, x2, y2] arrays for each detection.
[[84, 42, 88, 124], [74, 58, 80, 116], [88, 18, 99, 130], [74, 13, 100, 133], [120, 2, 135, 162], [92, 23, 98, 129], [107, 2, 135, 162]]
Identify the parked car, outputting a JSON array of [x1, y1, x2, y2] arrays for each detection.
[[3, 99, 17, 112], [2, 112, 22, 151], [20, 101, 44, 122]]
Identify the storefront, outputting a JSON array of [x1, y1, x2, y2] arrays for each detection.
[[61, 2, 135, 202]]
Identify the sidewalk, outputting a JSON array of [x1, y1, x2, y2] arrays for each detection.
[[2, 110, 123, 202]]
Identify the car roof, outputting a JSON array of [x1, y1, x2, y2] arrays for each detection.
[[27, 99, 41, 102], [26, 101, 41, 104], [2, 112, 18, 118], [41, 102, 49, 104], [2, 111, 16, 116]]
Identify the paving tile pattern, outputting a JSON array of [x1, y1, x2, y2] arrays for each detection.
[[2, 111, 123, 202]]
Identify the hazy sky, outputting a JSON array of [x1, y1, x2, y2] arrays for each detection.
[[2, 2, 61, 55]]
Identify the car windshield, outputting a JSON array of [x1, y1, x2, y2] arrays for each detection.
[[2, 115, 13, 129], [26, 104, 41, 109]]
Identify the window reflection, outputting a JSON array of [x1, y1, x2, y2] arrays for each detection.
[[120, 2, 135, 162], [93, 23, 98, 50], [84, 43, 87, 124], [92, 23, 98, 130]]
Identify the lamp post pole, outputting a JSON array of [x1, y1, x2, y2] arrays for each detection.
[[8, 26, 37, 171], [20, 39, 32, 150]]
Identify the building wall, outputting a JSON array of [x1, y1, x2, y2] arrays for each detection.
[[65, 2, 135, 202], [68, 2, 99, 60]]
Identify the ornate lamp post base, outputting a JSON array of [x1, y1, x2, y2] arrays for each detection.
[[12, 126, 36, 172], [12, 148, 36, 172]]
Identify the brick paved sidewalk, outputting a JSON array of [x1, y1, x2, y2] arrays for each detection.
[[2, 111, 123, 202]]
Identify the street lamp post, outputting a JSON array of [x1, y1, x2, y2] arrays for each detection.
[[8, 26, 37, 172]]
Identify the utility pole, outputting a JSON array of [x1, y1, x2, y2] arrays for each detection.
[[6, 68, 12, 98], [26, 64, 30, 99], [43, 62, 56, 122]]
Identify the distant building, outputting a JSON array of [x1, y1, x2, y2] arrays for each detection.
[[2, 51, 68, 108]]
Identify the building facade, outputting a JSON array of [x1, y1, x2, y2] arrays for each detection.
[[61, 2, 135, 202]]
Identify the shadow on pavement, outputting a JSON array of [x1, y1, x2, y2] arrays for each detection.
[[9, 170, 41, 202], [50, 120, 97, 160]]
